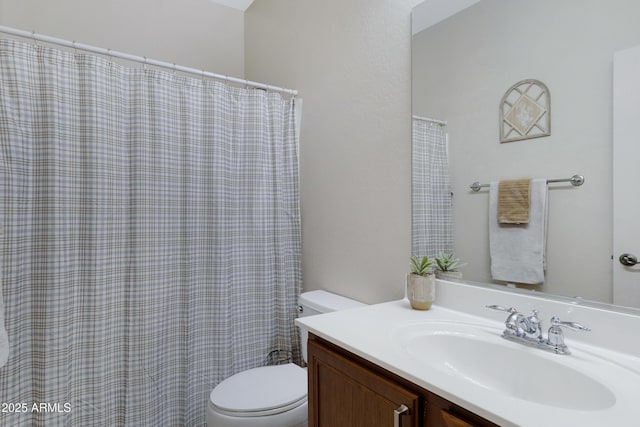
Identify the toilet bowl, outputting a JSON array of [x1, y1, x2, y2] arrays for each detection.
[[206, 290, 365, 427], [206, 363, 308, 427]]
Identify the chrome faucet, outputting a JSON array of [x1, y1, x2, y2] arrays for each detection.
[[495, 306, 540, 339], [486, 305, 590, 355]]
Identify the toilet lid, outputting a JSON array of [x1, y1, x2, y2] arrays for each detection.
[[210, 363, 307, 417]]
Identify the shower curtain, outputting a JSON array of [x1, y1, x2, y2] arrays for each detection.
[[411, 118, 453, 258], [0, 38, 301, 426]]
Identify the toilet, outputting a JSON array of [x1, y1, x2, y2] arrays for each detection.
[[205, 290, 365, 427]]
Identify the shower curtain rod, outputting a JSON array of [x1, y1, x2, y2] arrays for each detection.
[[412, 115, 447, 125], [0, 25, 298, 96]]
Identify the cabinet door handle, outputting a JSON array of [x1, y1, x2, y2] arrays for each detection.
[[394, 404, 410, 427]]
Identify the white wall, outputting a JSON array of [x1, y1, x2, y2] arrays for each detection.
[[0, 0, 244, 76], [245, 0, 421, 304], [411, 0, 479, 35], [413, 0, 640, 302]]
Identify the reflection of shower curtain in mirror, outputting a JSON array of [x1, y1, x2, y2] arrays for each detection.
[[412, 119, 453, 258]]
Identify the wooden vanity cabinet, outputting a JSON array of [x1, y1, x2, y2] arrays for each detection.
[[307, 334, 498, 427]]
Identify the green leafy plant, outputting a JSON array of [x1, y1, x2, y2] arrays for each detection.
[[410, 256, 435, 276], [435, 253, 466, 272]]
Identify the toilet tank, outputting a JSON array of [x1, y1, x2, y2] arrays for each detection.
[[297, 290, 365, 362]]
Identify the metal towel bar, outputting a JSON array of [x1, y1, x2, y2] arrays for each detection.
[[469, 174, 584, 192]]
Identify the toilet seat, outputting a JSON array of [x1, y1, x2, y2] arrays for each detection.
[[210, 363, 307, 417]]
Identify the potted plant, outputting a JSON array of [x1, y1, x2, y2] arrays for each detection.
[[434, 253, 466, 280], [407, 256, 436, 310]]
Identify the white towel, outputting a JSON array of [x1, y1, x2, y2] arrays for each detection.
[[0, 288, 7, 367], [489, 178, 548, 284]]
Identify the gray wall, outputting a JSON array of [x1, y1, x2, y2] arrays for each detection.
[[246, 0, 420, 304], [413, 0, 640, 302], [0, 0, 245, 76]]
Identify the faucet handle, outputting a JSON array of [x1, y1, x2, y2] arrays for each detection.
[[486, 304, 517, 313], [549, 316, 591, 332], [547, 316, 590, 354], [487, 305, 524, 336]]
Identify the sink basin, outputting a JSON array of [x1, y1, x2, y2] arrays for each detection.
[[396, 321, 616, 411]]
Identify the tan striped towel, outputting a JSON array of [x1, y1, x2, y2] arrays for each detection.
[[498, 179, 531, 224]]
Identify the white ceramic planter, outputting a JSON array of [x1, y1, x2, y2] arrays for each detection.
[[406, 273, 436, 310]]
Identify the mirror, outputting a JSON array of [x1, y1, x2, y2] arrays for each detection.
[[411, 0, 640, 308]]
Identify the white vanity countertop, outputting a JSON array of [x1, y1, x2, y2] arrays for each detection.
[[296, 281, 640, 427]]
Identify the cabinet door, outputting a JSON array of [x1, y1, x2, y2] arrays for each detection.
[[427, 393, 497, 427], [439, 410, 476, 427], [308, 338, 421, 427]]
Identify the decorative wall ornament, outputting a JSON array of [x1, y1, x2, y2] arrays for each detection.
[[500, 79, 550, 143]]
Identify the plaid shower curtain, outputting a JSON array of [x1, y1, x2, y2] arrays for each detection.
[[411, 119, 453, 258], [0, 38, 301, 426]]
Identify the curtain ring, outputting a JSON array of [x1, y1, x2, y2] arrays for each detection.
[[31, 30, 39, 47], [72, 40, 78, 56], [143, 56, 148, 71], [172, 63, 177, 76]]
